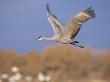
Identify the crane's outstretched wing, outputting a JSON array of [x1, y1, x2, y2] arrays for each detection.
[[46, 4, 64, 35], [64, 7, 96, 39]]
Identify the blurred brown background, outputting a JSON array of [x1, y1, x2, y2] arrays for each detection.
[[0, 45, 110, 82]]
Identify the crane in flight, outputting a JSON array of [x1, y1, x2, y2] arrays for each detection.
[[36, 4, 95, 48]]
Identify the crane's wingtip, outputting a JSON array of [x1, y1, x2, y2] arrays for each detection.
[[46, 3, 48, 7], [46, 3, 50, 12], [84, 6, 96, 19]]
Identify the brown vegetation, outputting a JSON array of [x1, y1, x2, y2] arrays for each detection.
[[0, 45, 110, 82]]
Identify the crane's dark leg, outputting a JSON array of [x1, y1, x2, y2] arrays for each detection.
[[74, 41, 79, 43], [70, 42, 84, 48]]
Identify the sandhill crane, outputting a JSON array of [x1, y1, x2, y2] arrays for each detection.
[[36, 4, 95, 48]]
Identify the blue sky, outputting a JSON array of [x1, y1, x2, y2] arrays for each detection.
[[0, 0, 110, 52]]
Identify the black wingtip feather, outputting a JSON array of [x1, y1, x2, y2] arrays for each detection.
[[46, 4, 58, 19], [84, 7, 96, 19], [46, 4, 50, 13]]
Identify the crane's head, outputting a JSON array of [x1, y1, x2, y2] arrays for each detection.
[[36, 36, 44, 40], [36, 36, 51, 41]]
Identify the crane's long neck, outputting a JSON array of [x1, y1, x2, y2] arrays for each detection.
[[42, 36, 53, 41]]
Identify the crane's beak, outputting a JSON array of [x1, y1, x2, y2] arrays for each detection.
[[35, 36, 41, 40], [35, 36, 43, 40]]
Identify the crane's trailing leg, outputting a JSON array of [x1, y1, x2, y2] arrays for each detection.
[[74, 41, 79, 43], [70, 42, 84, 48]]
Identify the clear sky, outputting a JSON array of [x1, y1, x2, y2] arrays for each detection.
[[0, 0, 110, 52]]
